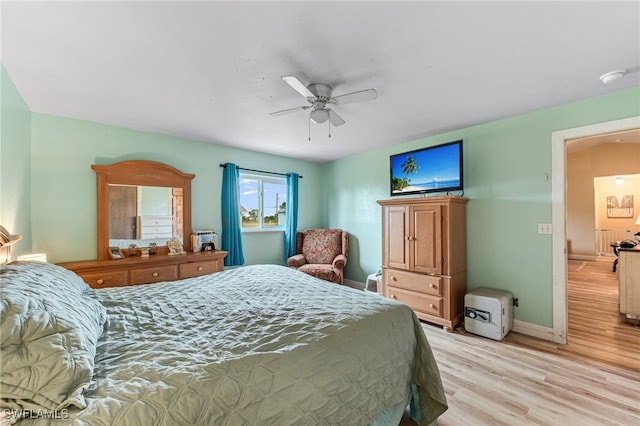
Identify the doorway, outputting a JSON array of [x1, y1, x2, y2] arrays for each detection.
[[551, 116, 640, 344]]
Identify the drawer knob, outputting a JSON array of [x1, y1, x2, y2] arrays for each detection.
[[197, 266, 204, 271], [390, 294, 397, 300], [429, 303, 435, 309], [391, 276, 397, 281], [96, 279, 104, 285], [429, 283, 435, 288], [152, 272, 159, 277]]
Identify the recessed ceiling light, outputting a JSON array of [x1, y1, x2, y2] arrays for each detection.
[[599, 70, 626, 84]]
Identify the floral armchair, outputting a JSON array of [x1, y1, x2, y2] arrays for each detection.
[[286, 229, 348, 284]]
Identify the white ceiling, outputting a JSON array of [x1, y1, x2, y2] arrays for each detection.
[[2, 1, 639, 163]]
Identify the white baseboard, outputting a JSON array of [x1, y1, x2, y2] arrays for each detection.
[[568, 254, 597, 261], [513, 320, 555, 342], [344, 282, 559, 343]]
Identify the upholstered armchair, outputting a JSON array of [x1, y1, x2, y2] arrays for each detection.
[[287, 229, 348, 284]]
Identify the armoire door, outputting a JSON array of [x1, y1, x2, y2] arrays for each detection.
[[383, 205, 410, 270], [411, 204, 442, 275]]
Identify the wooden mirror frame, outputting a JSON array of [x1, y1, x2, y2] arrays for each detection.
[[92, 160, 195, 260]]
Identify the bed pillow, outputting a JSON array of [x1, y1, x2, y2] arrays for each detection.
[[0, 261, 107, 411]]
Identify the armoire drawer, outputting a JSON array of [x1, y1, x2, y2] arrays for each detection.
[[383, 269, 443, 296], [179, 260, 221, 279], [130, 264, 178, 284], [80, 270, 128, 289], [387, 286, 443, 318]]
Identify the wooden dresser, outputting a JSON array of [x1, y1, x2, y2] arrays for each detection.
[[377, 196, 468, 332], [58, 251, 227, 289]]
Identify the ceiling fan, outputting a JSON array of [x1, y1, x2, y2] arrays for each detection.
[[270, 75, 377, 138]]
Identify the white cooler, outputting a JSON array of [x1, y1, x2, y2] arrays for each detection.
[[464, 287, 514, 341]]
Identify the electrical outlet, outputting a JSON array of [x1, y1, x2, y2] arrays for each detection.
[[537, 223, 552, 234]]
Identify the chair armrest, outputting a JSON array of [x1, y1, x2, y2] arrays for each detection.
[[333, 254, 347, 270], [287, 254, 306, 268]]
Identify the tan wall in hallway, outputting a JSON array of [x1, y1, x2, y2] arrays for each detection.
[[567, 142, 640, 258]]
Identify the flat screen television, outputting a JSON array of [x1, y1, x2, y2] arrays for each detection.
[[390, 139, 463, 196]]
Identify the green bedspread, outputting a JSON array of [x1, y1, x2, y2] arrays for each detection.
[[4, 263, 447, 425]]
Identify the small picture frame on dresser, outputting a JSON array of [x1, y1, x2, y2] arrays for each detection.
[[108, 246, 124, 259], [201, 242, 216, 252]]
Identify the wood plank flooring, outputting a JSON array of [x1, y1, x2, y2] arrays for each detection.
[[506, 258, 640, 371], [407, 258, 640, 425]]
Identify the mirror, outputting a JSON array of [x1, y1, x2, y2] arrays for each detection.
[[93, 161, 194, 260], [108, 185, 182, 249]]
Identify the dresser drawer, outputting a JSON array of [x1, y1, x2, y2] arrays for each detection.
[[139, 227, 173, 239], [79, 270, 128, 289], [136, 216, 173, 239], [130, 265, 178, 284], [383, 269, 443, 296], [140, 217, 173, 226], [387, 286, 443, 318], [141, 225, 172, 233], [179, 260, 221, 279]]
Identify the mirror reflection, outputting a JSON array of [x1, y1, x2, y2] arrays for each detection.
[[108, 184, 184, 249]]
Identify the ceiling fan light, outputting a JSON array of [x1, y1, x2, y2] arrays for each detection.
[[310, 108, 330, 124]]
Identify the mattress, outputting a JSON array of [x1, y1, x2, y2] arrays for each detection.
[[1, 263, 447, 425]]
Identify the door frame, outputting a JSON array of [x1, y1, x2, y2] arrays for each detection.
[[551, 116, 640, 344]]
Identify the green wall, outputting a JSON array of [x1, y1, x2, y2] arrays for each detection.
[[0, 65, 32, 258], [29, 114, 324, 264], [4, 63, 640, 328], [323, 87, 640, 327]]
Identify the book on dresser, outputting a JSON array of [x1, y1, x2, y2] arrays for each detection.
[[377, 196, 468, 332]]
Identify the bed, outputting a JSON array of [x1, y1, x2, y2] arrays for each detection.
[[0, 261, 447, 425]]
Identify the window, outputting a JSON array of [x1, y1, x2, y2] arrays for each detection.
[[239, 173, 287, 230]]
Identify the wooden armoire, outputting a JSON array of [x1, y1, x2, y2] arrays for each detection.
[[377, 196, 468, 332]]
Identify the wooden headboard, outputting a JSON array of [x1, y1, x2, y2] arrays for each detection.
[[0, 225, 22, 265]]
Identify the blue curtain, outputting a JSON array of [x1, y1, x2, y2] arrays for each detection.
[[284, 172, 299, 259], [221, 163, 244, 266]]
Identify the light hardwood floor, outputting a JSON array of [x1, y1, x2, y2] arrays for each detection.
[[412, 257, 640, 426]]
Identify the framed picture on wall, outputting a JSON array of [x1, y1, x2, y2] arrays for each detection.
[[607, 195, 633, 218]]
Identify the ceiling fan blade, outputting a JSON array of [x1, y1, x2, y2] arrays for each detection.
[[328, 109, 346, 127], [332, 88, 378, 105], [270, 105, 310, 116], [281, 75, 315, 99]]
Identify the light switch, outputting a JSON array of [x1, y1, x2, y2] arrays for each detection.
[[537, 223, 552, 234]]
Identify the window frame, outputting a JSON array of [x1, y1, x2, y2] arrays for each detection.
[[239, 172, 287, 232]]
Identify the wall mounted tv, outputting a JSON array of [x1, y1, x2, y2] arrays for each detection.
[[390, 140, 463, 196]]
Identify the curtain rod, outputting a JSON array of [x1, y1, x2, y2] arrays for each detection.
[[219, 163, 303, 179]]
